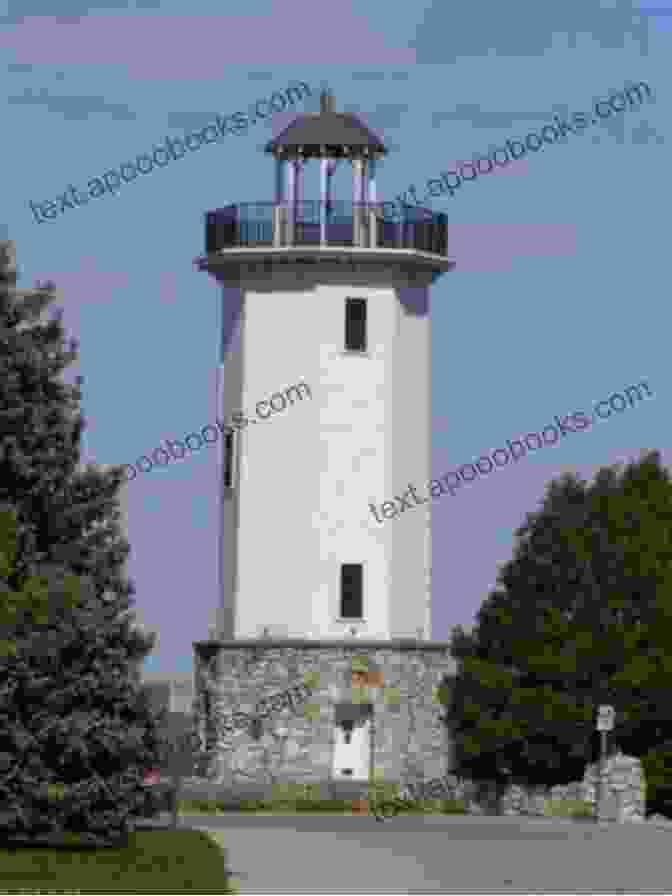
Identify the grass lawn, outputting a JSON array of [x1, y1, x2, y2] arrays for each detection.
[[0, 829, 236, 894]]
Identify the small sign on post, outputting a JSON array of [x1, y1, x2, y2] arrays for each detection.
[[596, 705, 615, 823], [597, 705, 615, 732]]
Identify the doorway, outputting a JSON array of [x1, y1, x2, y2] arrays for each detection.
[[332, 702, 373, 781]]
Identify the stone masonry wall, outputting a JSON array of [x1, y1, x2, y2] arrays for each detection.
[[498, 752, 645, 822], [190, 641, 455, 799]]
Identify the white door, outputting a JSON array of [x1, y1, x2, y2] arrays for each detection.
[[332, 719, 371, 780]]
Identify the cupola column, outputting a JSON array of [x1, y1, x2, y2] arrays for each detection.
[[295, 158, 305, 208], [367, 158, 378, 247], [274, 156, 288, 246], [352, 158, 363, 204], [275, 157, 285, 203], [320, 156, 329, 246], [286, 158, 298, 244], [360, 159, 369, 202], [368, 159, 377, 202], [287, 158, 295, 204], [319, 157, 339, 246], [352, 157, 364, 246]]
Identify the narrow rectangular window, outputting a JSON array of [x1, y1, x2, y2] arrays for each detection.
[[345, 298, 367, 352], [340, 563, 363, 618], [223, 431, 236, 489]]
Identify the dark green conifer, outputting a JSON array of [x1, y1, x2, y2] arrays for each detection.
[[437, 451, 672, 813], [0, 240, 167, 844]]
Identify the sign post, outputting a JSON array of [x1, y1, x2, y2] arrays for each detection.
[[166, 725, 197, 829], [596, 705, 615, 822]]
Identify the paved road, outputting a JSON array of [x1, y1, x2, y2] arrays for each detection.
[[167, 813, 672, 894]]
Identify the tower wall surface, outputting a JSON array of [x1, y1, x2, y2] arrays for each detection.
[[219, 263, 434, 641], [218, 284, 245, 640]]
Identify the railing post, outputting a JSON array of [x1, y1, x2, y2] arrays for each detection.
[[273, 204, 283, 247], [360, 204, 371, 248], [320, 199, 327, 247], [351, 203, 359, 247], [287, 200, 295, 246]]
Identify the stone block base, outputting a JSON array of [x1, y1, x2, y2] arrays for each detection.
[[192, 639, 456, 799]]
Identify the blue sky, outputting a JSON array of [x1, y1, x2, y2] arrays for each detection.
[[1, 0, 669, 677]]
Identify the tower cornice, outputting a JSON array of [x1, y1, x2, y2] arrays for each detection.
[[194, 639, 455, 650], [196, 246, 455, 285]]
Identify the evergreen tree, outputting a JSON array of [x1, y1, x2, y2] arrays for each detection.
[[0, 505, 82, 658], [438, 452, 672, 807], [0, 240, 167, 844]]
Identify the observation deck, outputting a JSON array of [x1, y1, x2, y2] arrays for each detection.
[[197, 200, 453, 280], [205, 200, 447, 255]]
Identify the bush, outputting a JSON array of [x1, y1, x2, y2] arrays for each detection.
[[544, 799, 594, 819], [642, 742, 672, 818], [179, 798, 216, 814], [175, 780, 470, 816], [292, 800, 355, 812], [441, 799, 468, 814], [178, 796, 356, 814], [368, 779, 401, 807], [366, 778, 469, 818]]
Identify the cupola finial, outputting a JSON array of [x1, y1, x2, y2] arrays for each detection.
[[320, 90, 335, 115]]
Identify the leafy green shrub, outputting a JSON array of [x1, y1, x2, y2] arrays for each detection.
[[641, 743, 672, 817], [267, 781, 351, 811], [368, 779, 400, 807], [179, 796, 357, 813], [180, 798, 218, 814], [441, 798, 468, 814], [303, 671, 321, 691], [293, 800, 352, 812], [238, 799, 265, 811], [177, 781, 468, 815], [368, 777, 468, 818], [383, 687, 401, 708], [569, 801, 595, 819], [184, 782, 350, 814], [303, 703, 321, 722], [545, 798, 594, 819]]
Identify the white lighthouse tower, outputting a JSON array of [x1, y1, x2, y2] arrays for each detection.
[[193, 89, 457, 800]]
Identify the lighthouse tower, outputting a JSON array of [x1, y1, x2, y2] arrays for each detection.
[[193, 90, 457, 801]]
